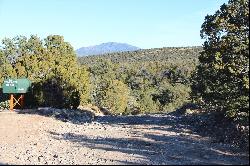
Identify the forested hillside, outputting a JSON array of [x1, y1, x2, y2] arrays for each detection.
[[78, 46, 201, 64], [77, 46, 202, 114], [0, 33, 203, 117], [0, 38, 201, 114]]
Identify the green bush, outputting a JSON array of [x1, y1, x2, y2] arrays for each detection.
[[99, 80, 130, 115], [138, 93, 160, 114], [0, 100, 10, 110], [123, 95, 141, 115]]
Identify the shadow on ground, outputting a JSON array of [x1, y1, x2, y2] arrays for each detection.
[[48, 113, 249, 165], [16, 108, 94, 124], [95, 112, 249, 151], [15, 106, 249, 164], [49, 128, 248, 165]]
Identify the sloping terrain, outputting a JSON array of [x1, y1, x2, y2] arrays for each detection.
[[78, 46, 202, 65], [0, 109, 248, 165]]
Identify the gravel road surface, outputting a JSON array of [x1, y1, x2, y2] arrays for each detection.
[[0, 110, 248, 165]]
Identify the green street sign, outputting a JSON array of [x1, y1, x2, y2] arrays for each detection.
[[2, 78, 31, 94]]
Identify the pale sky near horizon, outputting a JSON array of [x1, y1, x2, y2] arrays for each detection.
[[0, 0, 228, 50]]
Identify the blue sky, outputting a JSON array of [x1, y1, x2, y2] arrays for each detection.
[[0, 0, 228, 49]]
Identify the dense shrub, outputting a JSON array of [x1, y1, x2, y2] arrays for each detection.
[[0, 100, 9, 110], [99, 80, 129, 115]]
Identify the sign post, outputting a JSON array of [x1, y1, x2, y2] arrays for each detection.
[[2, 78, 31, 111]]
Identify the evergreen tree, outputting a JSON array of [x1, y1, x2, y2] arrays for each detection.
[[0, 35, 91, 108], [191, 0, 249, 124]]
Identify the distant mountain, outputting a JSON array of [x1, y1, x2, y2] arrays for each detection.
[[76, 42, 140, 56]]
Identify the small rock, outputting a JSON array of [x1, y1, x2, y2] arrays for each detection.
[[53, 154, 58, 158]]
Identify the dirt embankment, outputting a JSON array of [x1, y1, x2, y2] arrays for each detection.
[[0, 109, 249, 165]]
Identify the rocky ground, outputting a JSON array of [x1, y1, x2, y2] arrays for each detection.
[[0, 109, 249, 165]]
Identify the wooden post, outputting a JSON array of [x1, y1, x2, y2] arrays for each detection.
[[20, 94, 24, 109], [10, 94, 14, 111]]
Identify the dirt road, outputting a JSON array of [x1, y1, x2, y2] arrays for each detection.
[[0, 110, 248, 165]]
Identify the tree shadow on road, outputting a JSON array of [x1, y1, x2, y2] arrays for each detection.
[[94, 111, 249, 152], [16, 108, 94, 125], [48, 113, 249, 165]]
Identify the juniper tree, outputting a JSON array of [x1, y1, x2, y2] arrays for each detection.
[[191, 0, 249, 124]]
